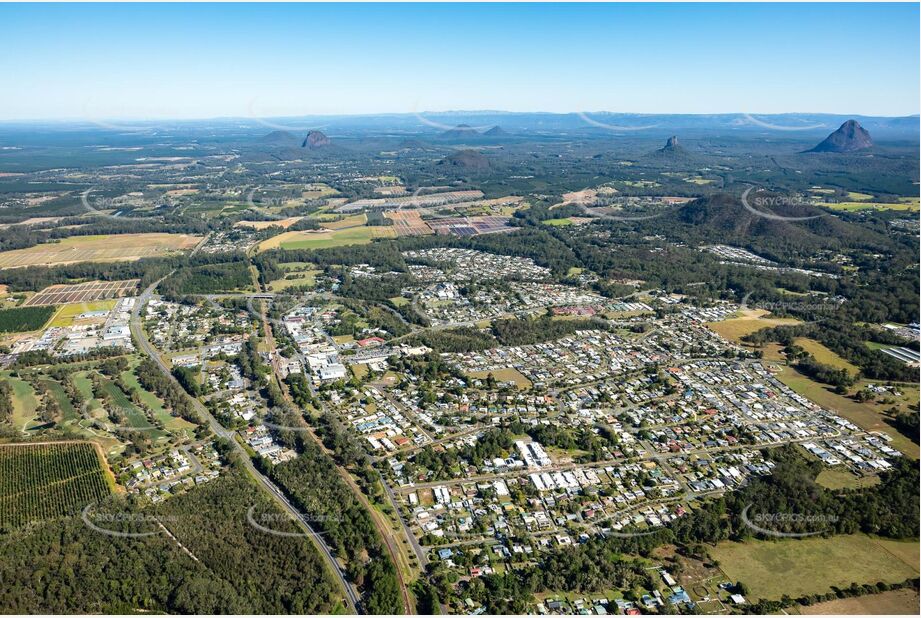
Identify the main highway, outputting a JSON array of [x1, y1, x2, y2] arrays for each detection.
[[130, 280, 361, 613]]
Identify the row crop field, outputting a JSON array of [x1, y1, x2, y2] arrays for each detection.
[[23, 279, 139, 306], [0, 305, 55, 333], [0, 442, 112, 530]]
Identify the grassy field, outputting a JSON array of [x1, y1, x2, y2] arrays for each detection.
[[468, 368, 533, 389], [684, 177, 716, 185], [712, 535, 920, 601], [99, 378, 165, 437], [0, 233, 202, 269], [266, 268, 322, 292], [814, 468, 879, 490], [800, 588, 919, 615], [2, 372, 39, 431], [793, 337, 860, 376], [120, 361, 195, 435], [776, 366, 919, 458], [822, 200, 919, 212], [542, 218, 574, 226], [48, 300, 117, 328], [36, 378, 78, 424], [257, 226, 395, 251], [707, 309, 802, 343], [319, 213, 367, 230], [235, 216, 304, 230], [302, 182, 338, 200]]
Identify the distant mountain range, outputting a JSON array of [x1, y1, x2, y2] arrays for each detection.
[[221, 112, 920, 140], [439, 124, 509, 139], [12, 113, 917, 143]]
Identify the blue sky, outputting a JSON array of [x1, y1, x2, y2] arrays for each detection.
[[1, 2, 918, 120]]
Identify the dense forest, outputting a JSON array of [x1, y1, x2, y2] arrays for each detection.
[[0, 473, 340, 613], [257, 440, 402, 614], [158, 259, 253, 298]]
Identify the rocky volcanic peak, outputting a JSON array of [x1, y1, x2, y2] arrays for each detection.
[[807, 120, 873, 153], [438, 149, 490, 171], [301, 130, 331, 148], [441, 124, 481, 137], [484, 125, 508, 136], [259, 130, 298, 144], [652, 135, 688, 158]]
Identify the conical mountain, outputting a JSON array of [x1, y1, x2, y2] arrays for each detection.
[[807, 120, 872, 153]]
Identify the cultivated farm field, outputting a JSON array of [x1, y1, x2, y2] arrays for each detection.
[[23, 279, 139, 306], [0, 233, 202, 269], [0, 441, 112, 530]]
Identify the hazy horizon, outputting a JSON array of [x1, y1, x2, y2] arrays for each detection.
[[0, 110, 918, 126]]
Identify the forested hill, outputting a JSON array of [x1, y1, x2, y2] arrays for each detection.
[[635, 192, 905, 258]]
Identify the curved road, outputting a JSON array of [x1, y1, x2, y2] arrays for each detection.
[[131, 280, 361, 613]]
